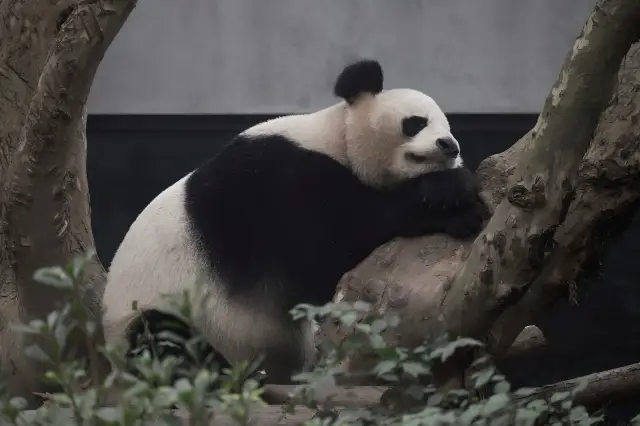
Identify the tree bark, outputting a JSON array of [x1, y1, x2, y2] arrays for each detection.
[[0, 0, 137, 405]]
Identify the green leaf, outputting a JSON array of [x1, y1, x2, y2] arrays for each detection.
[[68, 249, 96, 280], [385, 314, 400, 328], [550, 391, 570, 403], [24, 345, 52, 364], [10, 323, 42, 335], [33, 266, 73, 290], [526, 399, 548, 411], [427, 392, 444, 407], [85, 321, 96, 337], [46, 310, 60, 331], [354, 323, 371, 333], [458, 403, 481, 425], [153, 387, 179, 409], [571, 378, 589, 395], [430, 337, 484, 362], [451, 337, 484, 348], [122, 381, 149, 400], [50, 394, 72, 406], [53, 322, 71, 351], [493, 380, 511, 394], [174, 378, 193, 395], [370, 319, 387, 334], [513, 387, 537, 397], [514, 407, 542, 426], [102, 371, 118, 389], [369, 334, 386, 349], [481, 393, 510, 416], [44, 370, 62, 385], [339, 311, 357, 326], [158, 413, 184, 426], [352, 301, 371, 312], [194, 369, 213, 396], [472, 366, 495, 388], [401, 362, 428, 378], [8, 397, 27, 411], [94, 406, 121, 424], [373, 360, 396, 376]]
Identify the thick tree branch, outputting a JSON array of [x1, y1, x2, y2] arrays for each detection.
[[485, 42, 640, 354], [435, 0, 640, 352], [517, 361, 640, 409]]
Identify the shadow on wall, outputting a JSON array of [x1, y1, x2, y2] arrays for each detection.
[[87, 113, 640, 423]]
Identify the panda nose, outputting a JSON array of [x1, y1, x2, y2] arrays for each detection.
[[436, 137, 460, 157]]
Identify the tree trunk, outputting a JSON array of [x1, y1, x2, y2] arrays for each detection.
[[0, 0, 137, 406]]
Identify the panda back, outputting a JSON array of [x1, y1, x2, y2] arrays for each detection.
[[182, 131, 416, 310]]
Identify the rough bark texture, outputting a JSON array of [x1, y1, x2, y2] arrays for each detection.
[[321, 0, 640, 388], [0, 0, 137, 405]]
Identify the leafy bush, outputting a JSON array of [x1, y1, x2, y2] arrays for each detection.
[[0, 251, 618, 425]]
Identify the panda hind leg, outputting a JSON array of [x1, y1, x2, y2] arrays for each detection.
[[124, 309, 267, 390], [259, 318, 317, 385]]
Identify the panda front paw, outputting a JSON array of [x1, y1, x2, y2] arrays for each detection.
[[443, 205, 489, 240], [418, 167, 481, 210]]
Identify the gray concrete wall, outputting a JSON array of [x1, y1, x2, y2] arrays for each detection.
[[87, 0, 596, 115]]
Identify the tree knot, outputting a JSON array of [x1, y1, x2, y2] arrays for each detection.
[[507, 176, 547, 210]]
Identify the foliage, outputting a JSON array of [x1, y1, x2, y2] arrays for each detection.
[[0, 251, 623, 425]]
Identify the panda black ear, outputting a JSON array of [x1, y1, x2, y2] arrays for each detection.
[[333, 59, 383, 104]]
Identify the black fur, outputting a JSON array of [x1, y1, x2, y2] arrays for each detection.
[[333, 59, 384, 104], [402, 116, 429, 138], [184, 134, 488, 312], [399, 167, 491, 239]]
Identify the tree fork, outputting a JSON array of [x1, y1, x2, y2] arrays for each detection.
[[436, 0, 640, 355]]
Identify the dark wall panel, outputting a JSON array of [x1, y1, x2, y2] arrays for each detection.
[[86, 113, 640, 423]]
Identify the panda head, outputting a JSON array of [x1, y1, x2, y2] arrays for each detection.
[[334, 59, 463, 188]]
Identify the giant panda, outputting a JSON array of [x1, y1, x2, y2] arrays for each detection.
[[101, 59, 490, 389]]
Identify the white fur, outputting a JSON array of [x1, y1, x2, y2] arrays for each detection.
[[242, 103, 349, 166], [241, 88, 462, 188], [344, 89, 463, 187]]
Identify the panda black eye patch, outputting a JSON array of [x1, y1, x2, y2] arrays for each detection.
[[402, 116, 429, 138]]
